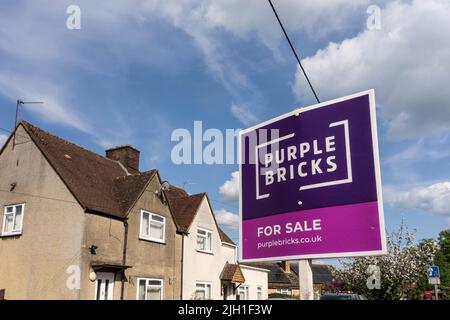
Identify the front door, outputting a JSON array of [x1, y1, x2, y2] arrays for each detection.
[[95, 272, 115, 300]]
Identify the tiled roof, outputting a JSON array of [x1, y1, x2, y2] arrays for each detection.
[[11, 121, 238, 245], [166, 193, 205, 233], [20, 121, 156, 219], [218, 227, 235, 245], [242, 262, 299, 289], [290, 264, 334, 284], [220, 262, 245, 283], [165, 187, 236, 245]]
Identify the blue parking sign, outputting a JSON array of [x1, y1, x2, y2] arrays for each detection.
[[428, 266, 440, 278]]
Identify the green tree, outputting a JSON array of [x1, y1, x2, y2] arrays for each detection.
[[435, 229, 450, 299], [334, 222, 438, 300]]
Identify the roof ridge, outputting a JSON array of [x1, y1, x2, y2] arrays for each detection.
[[171, 192, 206, 200], [21, 120, 123, 167], [113, 169, 156, 181]]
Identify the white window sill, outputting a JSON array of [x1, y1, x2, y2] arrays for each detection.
[[139, 235, 166, 244], [1, 231, 22, 238], [196, 249, 214, 255]]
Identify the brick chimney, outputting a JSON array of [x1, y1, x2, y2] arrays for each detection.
[[281, 260, 291, 273], [106, 145, 140, 172]]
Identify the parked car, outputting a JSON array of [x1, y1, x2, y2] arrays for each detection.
[[320, 293, 367, 300]]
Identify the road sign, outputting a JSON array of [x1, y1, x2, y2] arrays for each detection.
[[428, 266, 440, 278], [428, 278, 440, 285], [239, 90, 386, 261], [428, 266, 441, 300]]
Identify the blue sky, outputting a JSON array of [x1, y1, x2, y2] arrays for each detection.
[[1, 0, 449, 254]]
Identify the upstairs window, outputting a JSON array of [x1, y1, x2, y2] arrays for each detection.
[[2, 204, 24, 236], [196, 228, 212, 253], [140, 210, 165, 243]]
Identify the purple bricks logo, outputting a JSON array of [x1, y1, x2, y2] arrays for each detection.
[[239, 90, 387, 261]]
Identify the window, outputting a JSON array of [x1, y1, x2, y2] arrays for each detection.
[[237, 285, 249, 300], [137, 278, 163, 300], [196, 228, 212, 253], [195, 282, 211, 300], [257, 286, 263, 300], [2, 204, 24, 236], [279, 288, 292, 296], [140, 210, 165, 243]]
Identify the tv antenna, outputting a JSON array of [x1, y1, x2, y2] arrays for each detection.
[[13, 99, 44, 149]]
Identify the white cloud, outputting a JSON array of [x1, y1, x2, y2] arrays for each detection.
[[219, 171, 240, 203], [142, 0, 368, 123], [0, 72, 93, 135], [230, 103, 259, 127], [0, 1, 151, 143], [205, 0, 368, 49], [294, 0, 450, 140], [215, 208, 239, 229], [385, 135, 450, 166], [386, 182, 450, 216], [141, 0, 256, 100], [0, 134, 7, 148], [0, 0, 371, 143]]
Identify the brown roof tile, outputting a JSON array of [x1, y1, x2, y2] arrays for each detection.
[[20, 121, 155, 218], [166, 193, 205, 232], [242, 262, 299, 289], [220, 262, 245, 283], [218, 227, 235, 245], [165, 185, 189, 200], [16, 121, 238, 239], [165, 187, 236, 245]]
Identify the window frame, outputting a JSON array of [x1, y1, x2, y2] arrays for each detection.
[[139, 210, 166, 244], [136, 278, 164, 300], [2, 203, 25, 236], [196, 227, 213, 254], [257, 286, 263, 300], [237, 285, 249, 300], [195, 281, 212, 300], [279, 288, 292, 295]]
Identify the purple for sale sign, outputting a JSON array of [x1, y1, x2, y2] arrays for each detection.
[[239, 90, 386, 261]]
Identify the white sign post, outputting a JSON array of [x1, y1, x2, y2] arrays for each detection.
[[298, 260, 314, 300]]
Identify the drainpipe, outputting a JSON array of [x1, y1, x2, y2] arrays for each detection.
[[180, 234, 185, 300], [121, 218, 129, 300]]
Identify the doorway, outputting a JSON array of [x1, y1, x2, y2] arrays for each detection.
[[95, 272, 115, 300]]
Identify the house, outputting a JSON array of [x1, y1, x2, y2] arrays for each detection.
[[165, 186, 269, 300], [290, 263, 335, 295], [0, 121, 182, 299], [0, 121, 268, 300], [245, 261, 334, 297]]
